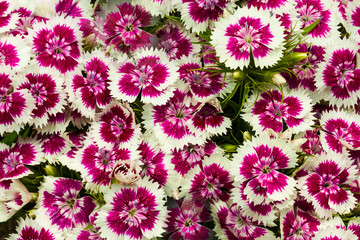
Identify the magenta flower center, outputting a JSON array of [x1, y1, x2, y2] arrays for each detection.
[[298, 5, 322, 27]]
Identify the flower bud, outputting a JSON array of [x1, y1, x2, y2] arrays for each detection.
[[233, 70, 246, 81], [112, 160, 141, 185], [243, 131, 252, 141], [272, 73, 287, 85], [44, 164, 61, 177], [221, 143, 237, 152]]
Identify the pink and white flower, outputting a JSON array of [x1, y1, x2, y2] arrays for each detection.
[[315, 39, 360, 108], [0, 179, 32, 222], [298, 153, 357, 218], [30, 16, 82, 73], [0, 0, 19, 33], [212, 7, 285, 69], [319, 110, 360, 154], [35, 176, 96, 231], [109, 48, 177, 105], [94, 178, 167, 240], [243, 88, 313, 134], [0, 35, 31, 70]]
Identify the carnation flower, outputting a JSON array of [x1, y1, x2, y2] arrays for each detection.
[[345, 1, 360, 35], [10, 5, 47, 36], [243, 88, 313, 134], [231, 136, 298, 205], [67, 50, 113, 119], [0, 69, 35, 135], [112, 159, 141, 185], [0, 179, 32, 222], [30, 16, 82, 73], [94, 178, 167, 240], [17, 66, 66, 128], [280, 207, 321, 239], [212, 7, 285, 69], [169, 139, 217, 176], [152, 22, 201, 60], [109, 48, 177, 105], [0, 0, 19, 33], [142, 89, 204, 150], [89, 101, 141, 150], [319, 110, 360, 154], [212, 201, 277, 240], [315, 39, 360, 108], [102, 2, 152, 53], [36, 110, 71, 134], [54, 0, 93, 19], [166, 198, 211, 240], [6, 216, 64, 240], [35, 176, 96, 230], [180, 154, 234, 206], [0, 138, 42, 181], [299, 129, 324, 156], [179, 0, 236, 33], [292, 0, 338, 45], [298, 153, 357, 218], [36, 132, 71, 163], [0, 35, 31, 70]]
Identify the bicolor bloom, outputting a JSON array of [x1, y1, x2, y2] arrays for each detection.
[[0, 179, 32, 222], [142, 89, 203, 150], [0, 0, 19, 33], [89, 101, 141, 149], [37, 132, 71, 164], [10, 5, 47, 36], [73, 140, 132, 192], [17, 67, 66, 128], [243, 88, 313, 134], [138, 141, 168, 187], [132, 0, 179, 16], [30, 16, 82, 73], [103, 2, 152, 53], [181, 154, 234, 206], [345, 1, 360, 35], [319, 110, 360, 154], [313, 226, 358, 240], [37, 110, 71, 134], [0, 35, 31, 70], [212, 7, 285, 69], [231, 136, 298, 205], [188, 99, 231, 138], [0, 69, 35, 135], [170, 140, 217, 176], [166, 198, 211, 240], [109, 48, 177, 105], [283, 44, 326, 93], [280, 207, 321, 240], [298, 153, 357, 218], [178, 58, 225, 101], [315, 39, 360, 108], [179, 0, 236, 33], [67, 50, 113, 119], [0, 139, 42, 181], [65, 229, 105, 240], [54, 0, 93, 19], [292, 0, 338, 45], [153, 22, 200, 60], [212, 201, 277, 240], [35, 177, 96, 231], [300, 129, 324, 156], [94, 179, 167, 240], [247, 0, 295, 12], [6, 216, 64, 240]]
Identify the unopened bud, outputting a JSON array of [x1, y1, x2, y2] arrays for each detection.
[[44, 164, 60, 176], [221, 143, 238, 152], [233, 70, 246, 81], [272, 73, 287, 85], [243, 131, 252, 141], [112, 160, 140, 185]]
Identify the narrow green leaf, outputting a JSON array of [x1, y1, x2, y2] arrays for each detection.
[[302, 18, 322, 35]]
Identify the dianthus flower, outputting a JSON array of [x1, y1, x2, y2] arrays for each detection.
[[315, 39, 360, 108], [35, 177, 96, 230], [0, 0, 19, 33], [0, 35, 31, 70], [298, 153, 357, 218], [109, 48, 177, 105], [30, 16, 82, 73], [212, 7, 285, 69], [94, 179, 167, 240], [243, 88, 313, 134], [102, 2, 152, 53]]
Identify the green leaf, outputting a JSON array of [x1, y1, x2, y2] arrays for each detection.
[[198, 28, 212, 42], [164, 15, 182, 23], [0, 131, 18, 146], [302, 18, 322, 35]]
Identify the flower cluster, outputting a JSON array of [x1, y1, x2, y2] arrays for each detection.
[[1, 0, 360, 239]]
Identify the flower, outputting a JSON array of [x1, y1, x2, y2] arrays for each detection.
[[102, 2, 152, 53], [0, 0, 19, 33], [109, 48, 177, 105], [166, 198, 211, 240], [298, 153, 357, 218], [94, 178, 167, 240], [66, 50, 113, 119], [30, 16, 82, 73], [314, 39, 360, 108], [6, 216, 64, 240], [35, 176, 96, 230], [0, 138, 42, 181], [0, 35, 31, 70], [211, 7, 285, 69], [243, 88, 313, 134], [132, 0, 179, 17], [0, 179, 32, 222], [319, 110, 360, 154], [231, 136, 298, 205]]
